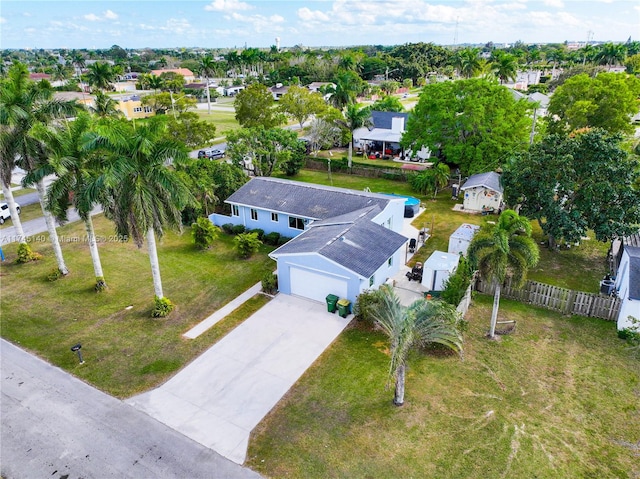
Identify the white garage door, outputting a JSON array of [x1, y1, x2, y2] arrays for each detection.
[[289, 267, 348, 303]]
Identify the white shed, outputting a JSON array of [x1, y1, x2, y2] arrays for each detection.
[[448, 224, 480, 256], [460, 172, 503, 213], [421, 251, 460, 292]]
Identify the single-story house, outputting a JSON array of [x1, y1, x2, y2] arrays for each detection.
[[460, 172, 503, 213], [210, 177, 408, 304], [29, 73, 51, 82], [448, 223, 480, 256], [422, 251, 460, 292], [307, 82, 334, 93], [269, 84, 290, 100], [150, 68, 195, 83], [224, 85, 245, 97], [353, 111, 410, 158], [613, 238, 640, 332]]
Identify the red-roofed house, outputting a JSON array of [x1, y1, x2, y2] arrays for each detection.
[[29, 73, 51, 81], [150, 68, 195, 82]]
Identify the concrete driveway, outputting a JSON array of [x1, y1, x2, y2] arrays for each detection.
[[127, 294, 351, 464]]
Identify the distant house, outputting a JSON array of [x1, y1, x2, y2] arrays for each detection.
[[210, 177, 407, 304], [307, 82, 334, 93], [29, 73, 51, 82], [448, 223, 480, 256], [460, 172, 504, 213], [150, 68, 195, 83], [269, 83, 290, 100], [613, 235, 640, 332], [224, 85, 245, 97], [53, 91, 95, 109], [112, 94, 154, 120], [352, 111, 410, 158]]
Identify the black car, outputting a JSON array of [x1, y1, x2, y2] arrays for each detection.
[[198, 148, 225, 159]]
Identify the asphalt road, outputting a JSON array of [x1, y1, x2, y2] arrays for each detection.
[[0, 339, 262, 479]]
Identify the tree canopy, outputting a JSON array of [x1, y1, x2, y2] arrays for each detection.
[[502, 129, 640, 246], [546, 72, 640, 136], [234, 83, 285, 129], [278, 85, 327, 129], [401, 78, 532, 174]]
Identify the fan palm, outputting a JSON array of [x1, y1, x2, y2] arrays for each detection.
[[468, 210, 539, 338], [199, 55, 217, 115], [1, 62, 78, 272], [88, 118, 194, 302], [370, 285, 463, 406], [27, 112, 107, 289]]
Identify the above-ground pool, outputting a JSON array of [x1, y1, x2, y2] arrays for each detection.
[[380, 193, 421, 218]]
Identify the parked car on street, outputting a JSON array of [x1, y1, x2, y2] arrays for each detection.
[[198, 148, 225, 159], [0, 202, 21, 224]]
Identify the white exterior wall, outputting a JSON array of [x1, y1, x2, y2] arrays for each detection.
[[615, 250, 640, 331], [462, 186, 502, 212]]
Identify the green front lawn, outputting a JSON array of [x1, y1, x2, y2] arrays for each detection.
[[194, 109, 242, 138], [0, 214, 275, 397], [247, 295, 639, 478]]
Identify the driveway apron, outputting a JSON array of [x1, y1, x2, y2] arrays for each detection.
[[126, 294, 351, 464]]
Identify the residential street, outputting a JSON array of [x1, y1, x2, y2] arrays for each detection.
[[0, 339, 262, 479]]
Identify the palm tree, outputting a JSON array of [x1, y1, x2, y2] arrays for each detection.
[[370, 285, 463, 406], [328, 71, 362, 110], [0, 62, 78, 273], [490, 51, 518, 84], [86, 62, 115, 92], [468, 209, 539, 339], [89, 91, 122, 118], [430, 162, 450, 199], [339, 104, 372, 168], [454, 48, 482, 78], [199, 55, 216, 115], [27, 112, 107, 289], [89, 118, 194, 303], [596, 43, 626, 70]]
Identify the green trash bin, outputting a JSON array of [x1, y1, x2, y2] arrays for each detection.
[[337, 298, 351, 318], [325, 294, 339, 313]]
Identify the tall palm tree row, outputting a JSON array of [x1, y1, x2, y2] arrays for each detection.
[[468, 210, 539, 339], [87, 118, 195, 301], [371, 286, 463, 406], [0, 62, 79, 274], [25, 112, 108, 289]]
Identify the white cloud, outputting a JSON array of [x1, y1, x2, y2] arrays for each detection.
[[139, 18, 192, 36], [227, 12, 285, 32], [104, 10, 118, 20], [23, 12, 32, 17], [84, 10, 118, 22], [205, 0, 252, 12], [297, 8, 330, 22], [0, 17, 6, 24], [84, 13, 100, 22], [543, 0, 564, 8]]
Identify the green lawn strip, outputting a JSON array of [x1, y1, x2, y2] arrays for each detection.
[[0, 214, 275, 398], [247, 295, 639, 478], [0, 187, 37, 200], [0, 202, 43, 228], [194, 109, 242, 137]]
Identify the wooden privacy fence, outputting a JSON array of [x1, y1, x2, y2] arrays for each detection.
[[476, 278, 621, 321]]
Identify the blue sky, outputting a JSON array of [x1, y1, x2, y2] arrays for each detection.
[[1, 0, 638, 49]]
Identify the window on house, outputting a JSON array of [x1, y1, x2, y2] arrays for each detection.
[[250, 208, 258, 221], [143, 106, 153, 113], [133, 107, 142, 113], [289, 216, 305, 230], [232, 204, 239, 216], [388, 257, 393, 267], [369, 275, 375, 287], [271, 212, 278, 222]]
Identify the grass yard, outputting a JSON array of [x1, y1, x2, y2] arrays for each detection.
[[0, 214, 275, 397], [247, 295, 640, 478], [0, 202, 43, 228], [0, 187, 36, 200], [279, 169, 608, 292], [194, 109, 242, 139]]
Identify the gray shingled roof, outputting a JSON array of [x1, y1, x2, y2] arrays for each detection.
[[370, 111, 410, 130], [626, 246, 640, 300], [460, 172, 503, 194], [225, 177, 392, 220], [271, 216, 407, 278]]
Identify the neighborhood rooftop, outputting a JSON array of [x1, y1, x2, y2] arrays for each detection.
[[225, 177, 399, 220], [461, 171, 503, 194], [271, 215, 407, 278]]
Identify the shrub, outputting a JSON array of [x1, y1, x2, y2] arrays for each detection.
[[221, 223, 235, 234], [234, 232, 262, 258], [231, 224, 246, 235], [277, 235, 292, 246], [263, 231, 281, 246], [46, 268, 63, 282], [16, 243, 42, 264], [192, 217, 219, 250], [353, 288, 386, 327], [441, 256, 473, 306], [249, 228, 264, 240], [152, 296, 174, 318], [261, 272, 278, 294]]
